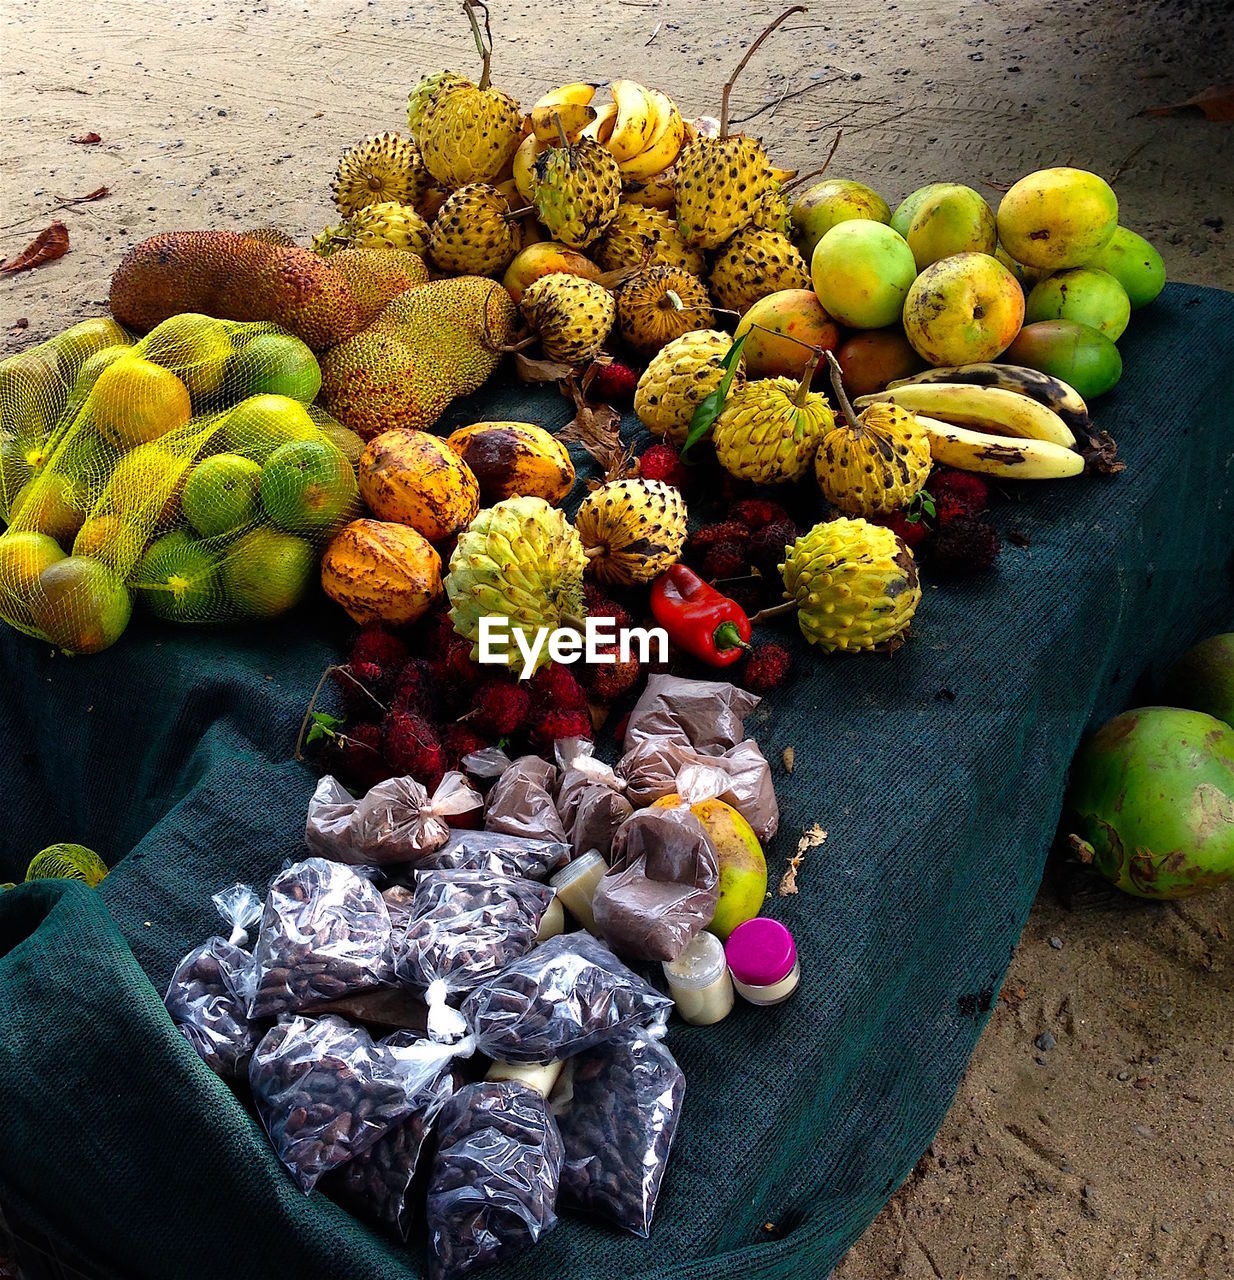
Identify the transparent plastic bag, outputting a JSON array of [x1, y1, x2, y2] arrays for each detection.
[[425, 1080, 564, 1280], [163, 937, 256, 1078], [210, 881, 263, 946], [423, 830, 570, 881], [0, 313, 357, 654], [484, 754, 567, 843], [553, 1025, 685, 1237], [249, 1014, 462, 1192], [322, 1030, 456, 1240], [555, 738, 633, 860], [248, 858, 395, 1018], [623, 674, 760, 755], [306, 772, 484, 865], [592, 807, 721, 962], [396, 869, 556, 995], [461, 932, 673, 1065]]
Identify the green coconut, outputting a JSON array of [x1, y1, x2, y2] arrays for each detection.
[[1064, 707, 1234, 899], [1159, 633, 1234, 729]]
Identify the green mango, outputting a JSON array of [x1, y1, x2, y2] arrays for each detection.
[[1002, 320, 1122, 399], [1083, 226, 1165, 309]]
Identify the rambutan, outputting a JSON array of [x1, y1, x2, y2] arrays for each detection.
[[731, 497, 792, 532], [328, 721, 391, 792], [530, 707, 594, 751], [740, 642, 793, 694], [686, 520, 749, 562], [583, 581, 634, 633], [443, 722, 490, 770], [350, 626, 409, 672], [579, 643, 641, 703], [877, 510, 931, 551], [702, 540, 749, 582], [589, 359, 638, 403], [638, 442, 688, 489], [392, 658, 438, 717], [930, 516, 1001, 574], [381, 710, 447, 789], [528, 663, 589, 717], [748, 518, 798, 579], [332, 661, 390, 719], [931, 469, 988, 520], [469, 679, 532, 737], [419, 608, 459, 659]]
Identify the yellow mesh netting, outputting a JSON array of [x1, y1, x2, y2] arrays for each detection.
[[0, 314, 362, 653]]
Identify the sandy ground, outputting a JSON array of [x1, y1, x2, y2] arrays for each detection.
[[2, 0, 1233, 1276]]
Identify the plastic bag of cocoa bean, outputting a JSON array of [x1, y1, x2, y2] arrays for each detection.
[[425, 1080, 564, 1280], [423, 830, 570, 881], [305, 772, 484, 865], [461, 932, 672, 1065], [552, 1025, 685, 1237], [163, 936, 257, 1079], [484, 754, 567, 844], [622, 674, 760, 755], [321, 1030, 456, 1240], [248, 858, 396, 1019], [555, 739, 633, 860], [591, 807, 721, 962], [249, 1014, 462, 1193], [395, 869, 556, 996]]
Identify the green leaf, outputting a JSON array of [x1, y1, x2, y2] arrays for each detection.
[[681, 332, 749, 458], [907, 489, 935, 523], [306, 711, 343, 746]]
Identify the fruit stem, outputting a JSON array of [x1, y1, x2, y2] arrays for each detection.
[[825, 348, 862, 432], [583, 546, 605, 560], [748, 601, 797, 624], [781, 130, 843, 192], [552, 110, 570, 150], [719, 5, 806, 138], [661, 289, 684, 312], [560, 612, 588, 633], [713, 620, 752, 653], [462, 0, 493, 91], [794, 347, 821, 408]]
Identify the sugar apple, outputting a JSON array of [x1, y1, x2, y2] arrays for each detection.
[[575, 478, 687, 586], [634, 328, 746, 447]]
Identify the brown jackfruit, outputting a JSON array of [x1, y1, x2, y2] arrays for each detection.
[[109, 231, 361, 350], [326, 247, 429, 327], [320, 276, 516, 440]]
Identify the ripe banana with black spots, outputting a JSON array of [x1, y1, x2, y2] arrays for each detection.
[[915, 416, 1085, 479], [887, 363, 1090, 436], [607, 80, 657, 161], [580, 100, 618, 144], [618, 89, 684, 179], [530, 102, 598, 143], [855, 384, 1075, 449], [533, 83, 597, 111]]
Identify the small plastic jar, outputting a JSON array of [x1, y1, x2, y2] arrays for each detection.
[[549, 850, 608, 934], [485, 1057, 564, 1098], [662, 931, 734, 1026], [536, 895, 565, 942], [725, 919, 800, 1006]]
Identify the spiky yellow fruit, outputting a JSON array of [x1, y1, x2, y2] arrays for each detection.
[[750, 182, 791, 235], [407, 71, 470, 139], [533, 138, 622, 249], [615, 265, 712, 354], [446, 496, 587, 671], [312, 223, 348, 259], [332, 133, 429, 217], [596, 204, 705, 275], [428, 183, 518, 276], [344, 201, 431, 256], [574, 479, 687, 586], [781, 517, 921, 652], [521, 273, 615, 365], [709, 228, 810, 313], [419, 80, 522, 187], [622, 170, 676, 211], [633, 329, 746, 447], [712, 372, 834, 485], [674, 135, 777, 249]]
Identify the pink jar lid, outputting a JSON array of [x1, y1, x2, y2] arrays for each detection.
[[725, 918, 797, 986]]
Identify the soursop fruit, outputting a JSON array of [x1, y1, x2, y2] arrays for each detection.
[[712, 374, 834, 485], [574, 479, 687, 586], [533, 138, 622, 249], [634, 328, 746, 447]]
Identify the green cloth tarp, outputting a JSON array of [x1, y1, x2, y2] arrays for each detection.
[[2, 283, 1232, 1280]]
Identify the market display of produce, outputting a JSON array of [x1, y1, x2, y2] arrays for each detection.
[[1, 3, 1232, 1279]]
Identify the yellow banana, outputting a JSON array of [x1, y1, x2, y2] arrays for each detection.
[[770, 165, 798, 184], [855, 384, 1075, 449], [531, 102, 598, 143], [580, 101, 618, 145], [533, 83, 597, 111], [512, 134, 546, 203], [915, 415, 1084, 479], [886, 363, 1091, 436], [618, 92, 685, 180], [607, 80, 656, 162]]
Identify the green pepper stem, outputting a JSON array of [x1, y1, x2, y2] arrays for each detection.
[[713, 620, 752, 653]]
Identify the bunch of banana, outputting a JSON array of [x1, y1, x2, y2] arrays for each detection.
[[524, 80, 686, 181], [855, 374, 1087, 480]]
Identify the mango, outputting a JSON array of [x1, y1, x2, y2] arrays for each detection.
[[1025, 267, 1131, 340], [0, 346, 68, 442], [811, 222, 917, 329], [0, 437, 35, 520], [0, 530, 65, 626], [89, 356, 192, 448], [906, 184, 997, 269], [141, 313, 234, 407], [890, 182, 953, 238], [32, 555, 132, 653], [835, 328, 926, 396], [902, 252, 1024, 366], [733, 289, 841, 379], [790, 179, 891, 262], [1161, 634, 1234, 729], [997, 167, 1118, 269], [1002, 320, 1122, 399], [12, 472, 88, 546], [994, 243, 1049, 289], [1082, 226, 1165, 309], [51, 317, 129, 368], [502, 243, 604, 305]]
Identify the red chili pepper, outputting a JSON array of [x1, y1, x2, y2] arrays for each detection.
[[649, 563, 752, 667]]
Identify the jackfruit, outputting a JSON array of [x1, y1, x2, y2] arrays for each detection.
[[320, 276, 516, 440], [110, 231, 362, 350], [326, 248, 429, 327]]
